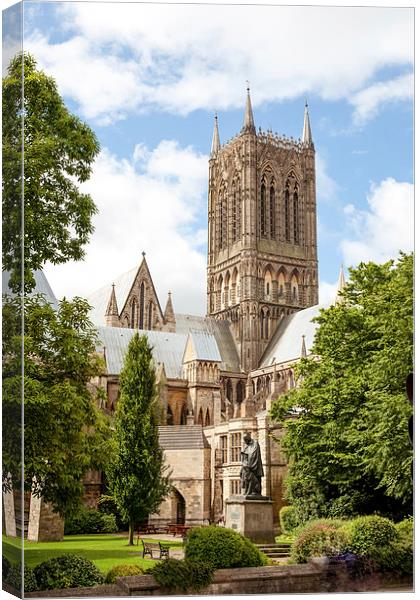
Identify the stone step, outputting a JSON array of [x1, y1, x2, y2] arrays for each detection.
[[257, 543, 291, 548], [257, 543, 291, 558]]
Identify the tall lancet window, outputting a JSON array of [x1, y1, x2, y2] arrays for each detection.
[[285, 184, 291, 242], [293, 188, 299, 244], [131, 300, 137, 329], [260, 182, 266, 237], [270, 181, 275, 239], [232, 179, 241, 242], [139, 282, 145, 329], [217, 189, 227, 250], [148, 301, 153, 330]]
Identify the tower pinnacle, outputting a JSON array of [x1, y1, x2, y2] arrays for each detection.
[[210, 113, 221, 157], [242, 84, 256, 134], [302, 101, 313, 146], [335, 264, 346, 304]]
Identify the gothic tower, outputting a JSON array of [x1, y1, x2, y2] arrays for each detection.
[[207, 91, 318, 371]]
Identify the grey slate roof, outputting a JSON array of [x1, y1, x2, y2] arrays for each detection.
[[175, 314, 240, 372], [88, 266, 138, 325], [259, 304, 326, 367], [2, 269, 58, 309], [184, 331, 222, 362], [97, 326, 188, 378], [158, 426, 210, 449]]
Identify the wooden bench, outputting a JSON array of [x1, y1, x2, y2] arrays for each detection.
[[139, 539, 170, 560]]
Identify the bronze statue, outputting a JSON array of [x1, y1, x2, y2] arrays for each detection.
[[240, 433, 264, 496]]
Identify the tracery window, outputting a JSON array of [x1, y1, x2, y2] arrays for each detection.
[[139, 282, 145, 329], [236, 380, 245, 403], [293, 189, 299, 244], [285, 185, 290, 242], [270, 182, 275, 238], [260, 181, 266, 237], [217, 189, 227, 250]]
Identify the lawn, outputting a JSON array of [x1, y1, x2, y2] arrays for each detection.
[[2, 534, 184, 574]]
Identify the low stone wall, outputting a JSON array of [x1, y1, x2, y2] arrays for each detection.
[[24, 563, 413, 598]]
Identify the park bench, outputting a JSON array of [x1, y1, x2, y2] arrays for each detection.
[[140, 539, 170, 560]]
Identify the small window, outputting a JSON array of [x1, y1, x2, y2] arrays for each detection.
[[230, 479, 241, 495], [230, 432, 242, 462], [220, 435, 228, 463]]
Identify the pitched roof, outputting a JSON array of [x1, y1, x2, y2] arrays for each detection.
[[97, 326, 187, 378], [158, 426, 210, 449], [259, 304, 327, 367], [88, 266, 138, 325], [2, 269, 58, 309], [183, 331, 222, 363]]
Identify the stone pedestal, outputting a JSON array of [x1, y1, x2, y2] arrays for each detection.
[[225, 495, 274, 543]]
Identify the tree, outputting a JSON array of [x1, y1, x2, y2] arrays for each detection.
[[2, 53, 99, 292], [106, 333, 171, 545], [2, 294, 111, 516], [270, 253, 413, 522]]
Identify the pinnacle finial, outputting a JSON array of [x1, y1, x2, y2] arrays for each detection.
[[302, 100, 313, 146], [210, 112, 221, 157], [141, 251, 146, 257], [335, 264, 346, 305], [242, 83, 255, 134]]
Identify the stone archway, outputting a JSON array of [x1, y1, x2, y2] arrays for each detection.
[[171, 489, 186, 524]]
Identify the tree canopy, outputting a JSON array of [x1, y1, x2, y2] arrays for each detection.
[[2, 294, 111, 516], [270, 253, 413, 522], [106, 333, 171, 545], [2, 53, 99, 292]]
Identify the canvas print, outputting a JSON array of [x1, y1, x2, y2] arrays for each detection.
[[1, 0, 414, 597]]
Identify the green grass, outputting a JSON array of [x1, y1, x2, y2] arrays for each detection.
[[275, 533, 295, 545], [2, 534, 184, 574]]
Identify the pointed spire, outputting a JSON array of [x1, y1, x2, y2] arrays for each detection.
[[105, 284, 120, 327], [242, 82, 256, 134], [302, 100, 313, 146], [163, 291, 176, 332], [210, 113, 221, 157], [300, 334, 307, 358], [335, 264, 346, 304]]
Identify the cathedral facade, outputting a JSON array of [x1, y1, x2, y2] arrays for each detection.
[[87, 91, 324, 530]]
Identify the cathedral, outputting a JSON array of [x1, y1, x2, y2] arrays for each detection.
[[85, 89, 325, 530], [3, 90, 341, 541]]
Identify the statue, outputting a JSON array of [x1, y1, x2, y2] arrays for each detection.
[[240, 433, 264, 496]]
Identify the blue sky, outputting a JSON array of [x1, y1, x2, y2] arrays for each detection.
[[2, 0, 414, 315]]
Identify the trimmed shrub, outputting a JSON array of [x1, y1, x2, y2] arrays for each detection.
[[34, 554, 104, 590], [290, 522, 349, 564], [370, 517, 414, 576], [2, 555, 11, 579], [64, 507, 118, 535], [185, 526, 267, 570], [105, 564, 144, 583], [395, 517, 413, 541], [147, 558, 213, 593], [5, 564, 38, 592], [343, 515, 398, 557], [279, 506, 300, 534]]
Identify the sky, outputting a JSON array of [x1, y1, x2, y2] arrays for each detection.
[[2, 0, 414, 316]]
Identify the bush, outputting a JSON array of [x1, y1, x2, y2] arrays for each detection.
[[290, 521, 349, 564], [98, 494, 128, 530], [34, 554, 104, 590], [5, 564, 38, 592], [279, 506, 300, 533], [65, 507, 118, 535], [105, 564, 144, 583], [343, 515, 398, 557], [185, 526, 267, 570], [147, 558, 213, 593], [2, 555, 11, 579], [370, 517, 414, 576], [395, 517, 413, 541]]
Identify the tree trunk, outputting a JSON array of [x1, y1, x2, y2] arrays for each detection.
[[128, 521, 135, 546]]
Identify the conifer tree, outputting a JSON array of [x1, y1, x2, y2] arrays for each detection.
[[107, 333, 171, 545]]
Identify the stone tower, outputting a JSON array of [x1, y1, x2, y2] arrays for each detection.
[[207, 91, 318, 371]]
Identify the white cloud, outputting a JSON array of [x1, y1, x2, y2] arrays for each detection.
[[340, 178, 414, 268], [350, 73, 413, 126], [319, 280, 339, 306], [316, 154, 339, 201], [25, 4, 413, 123], [43, 141, 209, 315]]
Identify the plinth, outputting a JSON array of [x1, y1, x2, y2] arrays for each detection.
[[225, 495, 274, 543]]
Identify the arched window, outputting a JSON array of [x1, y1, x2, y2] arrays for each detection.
[[218, 189, 227, 250], [235, 184, 241, 242], [278, 271, 286, 297], [293, 189, 299, 244], [291, 274, 299, 303], [270, 182, 275, 239], [205, 408, 211, 426], [180, 404, 188, 425], [197, 408, 203, 426], [260, 308, 265, 338], [131, 299, 137, 328], [285, 185, 290, 242], [167, 406, 174, 425], [236, 380, 244, 403], [148, 301, 153, 330], [265, 309, 269, 339], [226, 379, 232, 402], [139, 282, 145, 329], [260, 182, 266, 237]]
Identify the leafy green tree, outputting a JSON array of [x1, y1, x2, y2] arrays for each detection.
[[107, 333, 171, 545], [271, 253, 413, 522], [2, 53, 99, 292], [2, 294, 110, 515]]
